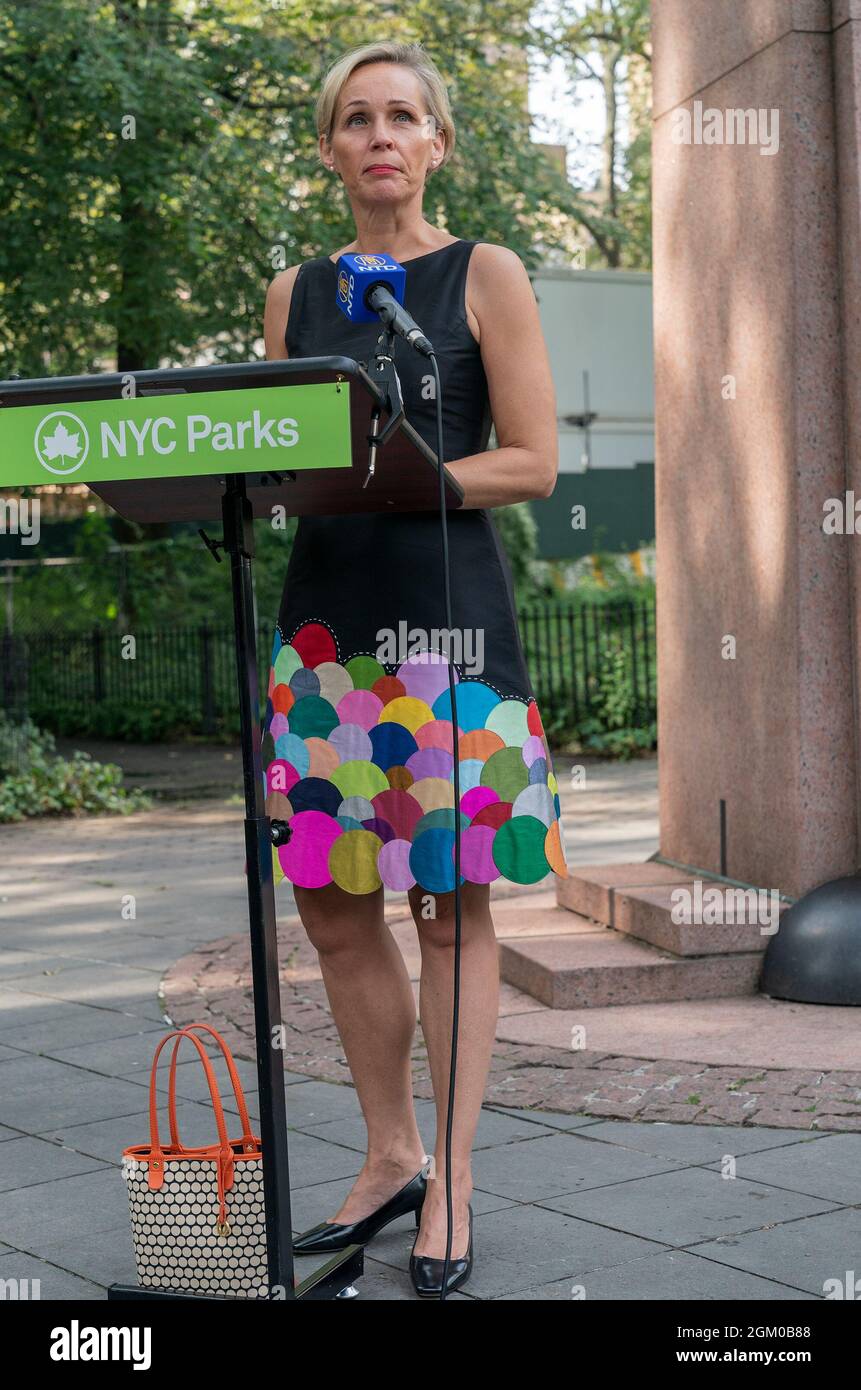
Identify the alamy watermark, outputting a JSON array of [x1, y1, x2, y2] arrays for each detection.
[[823, 491, 861, 533], [375, 622, 484, 676], [50, 1321, 150, 1369], [0, 1276, 41, 1299], [670, 880, 781, 935], [671, 101, 779, 156], [0, 496, 40, 545]]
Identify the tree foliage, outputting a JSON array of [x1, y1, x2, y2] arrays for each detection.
[[0, 0, 619, 377], [530, 0, 651, 267]]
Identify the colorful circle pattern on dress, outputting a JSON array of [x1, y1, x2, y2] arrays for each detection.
[[262, 621, 569, 895]]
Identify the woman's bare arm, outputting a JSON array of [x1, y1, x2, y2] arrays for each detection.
[[263, 265, 301, 361], [444, 244, 559, 508]]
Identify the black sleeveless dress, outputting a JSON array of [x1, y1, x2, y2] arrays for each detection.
[[261, 239, 569, 895]]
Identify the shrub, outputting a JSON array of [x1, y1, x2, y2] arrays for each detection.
[[576, 631, 657, 760], [27, 697, 220, 744], [0, 712, 152, 823]]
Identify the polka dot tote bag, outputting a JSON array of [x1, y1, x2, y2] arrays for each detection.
[[121, 1023, 269, 1299]]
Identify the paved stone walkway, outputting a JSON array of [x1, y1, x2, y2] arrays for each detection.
[[1, 750, 859, 1299]]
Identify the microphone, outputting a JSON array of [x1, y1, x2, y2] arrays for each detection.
[[335, 252, 434, 357]]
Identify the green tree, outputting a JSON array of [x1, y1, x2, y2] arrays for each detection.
[[531, 0, 651, 268], [0, 0, 599, 378]]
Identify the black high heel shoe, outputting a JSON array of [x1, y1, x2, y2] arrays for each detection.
[[292, 1169, 427, 1255], [409, 1203, 474, 1298]]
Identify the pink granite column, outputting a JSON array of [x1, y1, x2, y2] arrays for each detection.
[[651, 0, 858, 898], [834, 1, 861, 891]]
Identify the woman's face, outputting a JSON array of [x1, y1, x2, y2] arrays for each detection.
[[321, 62, 445, 205]]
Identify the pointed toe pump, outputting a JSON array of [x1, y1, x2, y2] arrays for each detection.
[[409, 1203, 474, 1298], [293, 1168, 427, 1255]]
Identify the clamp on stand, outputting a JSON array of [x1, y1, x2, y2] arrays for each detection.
[[363, 325, 405, 488], [197, 528, 225, 563]]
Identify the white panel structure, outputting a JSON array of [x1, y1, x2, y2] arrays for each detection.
[[531, 268, 654, 473]]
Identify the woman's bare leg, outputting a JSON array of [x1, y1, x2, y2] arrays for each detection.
[[408, 879, 499, 1259], [293, 881, 427, 1223]]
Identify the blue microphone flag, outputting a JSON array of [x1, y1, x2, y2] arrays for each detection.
[[335, 253, 406, 324]]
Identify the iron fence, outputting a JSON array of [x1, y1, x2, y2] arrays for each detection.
[[518, 597, 656, 736], [0, 598, 656, 741]]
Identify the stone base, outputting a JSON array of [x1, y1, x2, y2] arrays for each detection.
[[493, 862, 786, 1010]]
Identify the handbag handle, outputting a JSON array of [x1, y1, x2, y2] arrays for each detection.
[[147, 1028, 237, 1230], [165, 1022, 258, 1154]]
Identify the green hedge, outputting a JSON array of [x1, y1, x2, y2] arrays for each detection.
[[0, 712, 153, 822]]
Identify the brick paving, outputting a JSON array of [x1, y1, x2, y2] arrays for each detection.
[[163, 908, 861, 1133]]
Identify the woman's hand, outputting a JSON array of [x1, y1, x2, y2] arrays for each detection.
[[444, 243, 559, 508]]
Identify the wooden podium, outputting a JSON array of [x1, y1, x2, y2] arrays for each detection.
[[0, 356, 464, 1300]]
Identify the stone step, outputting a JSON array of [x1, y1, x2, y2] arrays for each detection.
[[498, 928, 763, 1010], [487, 892, 605, 940], [556, 862, 786, 956], [556, 861, 696, 925], [614, 884, 786, 955]]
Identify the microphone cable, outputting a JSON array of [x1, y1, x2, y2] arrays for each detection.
[[426, 348, 463, 1303]]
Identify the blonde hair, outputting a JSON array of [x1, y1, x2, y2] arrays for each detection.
[[315, 41, 456, 176]]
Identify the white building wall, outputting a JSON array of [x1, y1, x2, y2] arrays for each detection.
[[531, 267, 655, 473]]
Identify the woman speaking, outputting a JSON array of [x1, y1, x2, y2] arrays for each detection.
[[262, 38, 568, 1297]]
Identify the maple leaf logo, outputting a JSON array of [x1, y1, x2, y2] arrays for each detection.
[[42, 420, 81, 463], [35, 411, 89, 475]]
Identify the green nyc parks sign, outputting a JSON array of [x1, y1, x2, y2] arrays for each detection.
[[0, 382, 352, 489]]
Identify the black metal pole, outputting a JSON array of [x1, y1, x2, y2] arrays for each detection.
[[221, 473, 295, 1298]]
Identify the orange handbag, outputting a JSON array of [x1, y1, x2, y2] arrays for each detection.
[[121, 1023, 269, 1299]]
